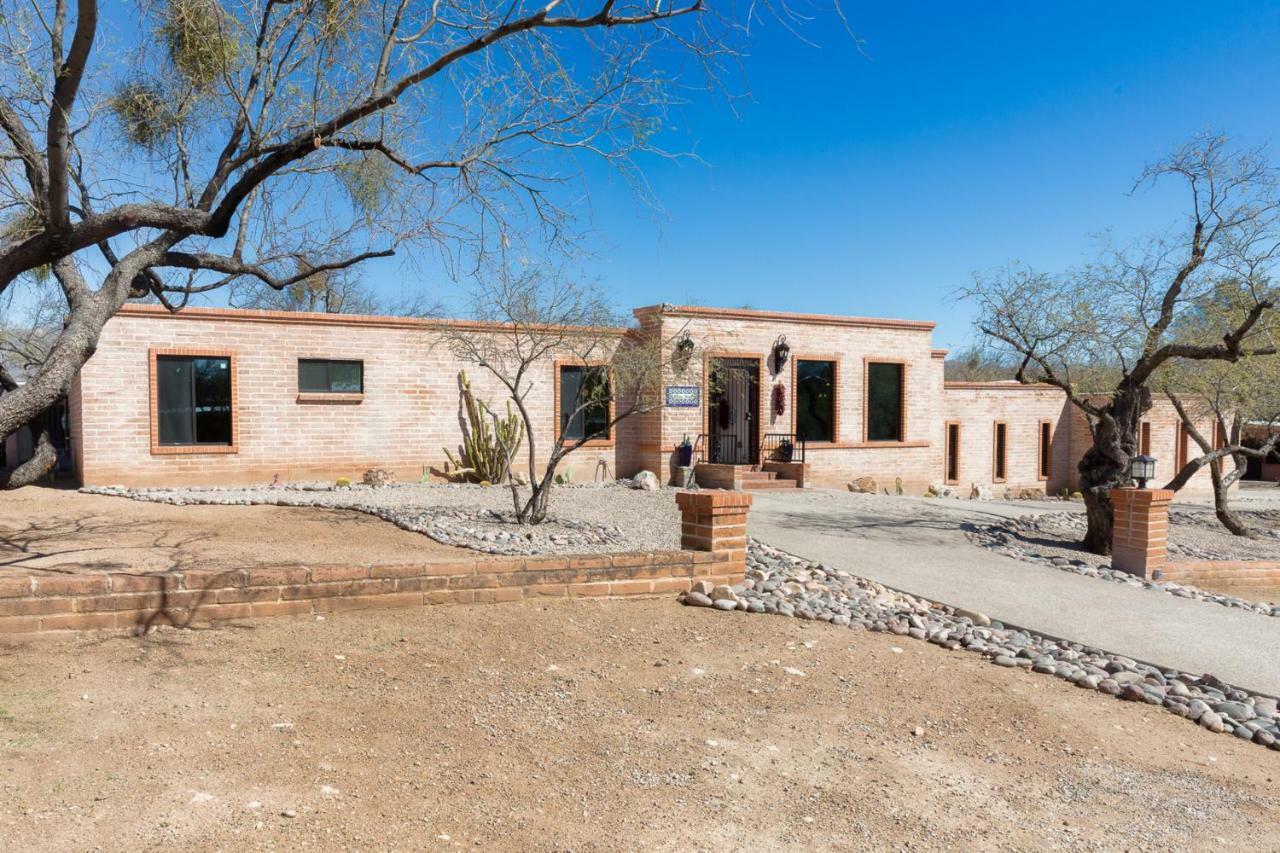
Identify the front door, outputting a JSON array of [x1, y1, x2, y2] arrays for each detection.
[[708, 358, 759, 465]]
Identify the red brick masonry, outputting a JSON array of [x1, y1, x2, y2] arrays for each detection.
[[1111, 487, 1174, 578], [1159, 561, 1280, 589], [0, 490, 752, 637]]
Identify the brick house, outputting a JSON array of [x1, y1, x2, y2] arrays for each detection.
[[64, 302, 1217, 493]]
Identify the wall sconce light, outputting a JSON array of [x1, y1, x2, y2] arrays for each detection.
[[771, 335, 790, 372], [1129, 454, 1157, 489]]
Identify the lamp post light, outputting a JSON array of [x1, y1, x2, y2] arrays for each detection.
[[1129, 454, 1157, 489]]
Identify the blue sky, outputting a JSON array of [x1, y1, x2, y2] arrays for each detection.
[[484, 0, 1280, 350]]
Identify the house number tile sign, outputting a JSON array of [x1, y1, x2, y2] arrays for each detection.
[[665, 385, 701, 407]]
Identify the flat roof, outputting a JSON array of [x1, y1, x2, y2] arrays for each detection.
[[632, 303, 936, 332]]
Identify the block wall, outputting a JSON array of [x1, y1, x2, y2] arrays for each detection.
[[76, 306, 619, 487]]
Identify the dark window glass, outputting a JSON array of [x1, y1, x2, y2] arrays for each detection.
[[994, 423, 1008, 481], [1039, 422, 1051, 478], [796, 360, 835, 442], [560, 366, 610, 441], [946, 423, 960, 482], [298, 359, 363, 393], [157, 356, 232, 446], [866, 362, 904, 442]]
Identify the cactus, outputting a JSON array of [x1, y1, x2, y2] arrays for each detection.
[[431, 370, 524, 484]]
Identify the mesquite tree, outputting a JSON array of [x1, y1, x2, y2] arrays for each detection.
[[963, 134, 1280, 554], [1160, 292, 1280, 536], [0, 0, 820, 487]]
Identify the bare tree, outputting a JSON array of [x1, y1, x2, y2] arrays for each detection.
[[1159, 288, 1280, 535], [962, 134, 1280, 554], [229, 256, 440, 316], [943, 344, 1022, 382], [444, 267, 690, 523], [0, 277, 62, 484], [0, 0, 837, 488]]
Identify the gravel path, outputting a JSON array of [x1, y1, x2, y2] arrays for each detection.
[[681, 540, 1280, 750], [81, 482, 682, 556]]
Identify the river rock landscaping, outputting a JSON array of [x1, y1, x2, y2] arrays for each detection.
[[682, 540, 1280, 750], [81, 481, 681, 556], [964, 511, 1280, 616]]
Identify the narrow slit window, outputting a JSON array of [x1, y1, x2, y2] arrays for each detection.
[[945, 423, 961, 484], [1140, 421, 1151, 456], [1038, 421, 1051, 480], [1176, 422, 1189, 470], [993, 422, 1008, 482]]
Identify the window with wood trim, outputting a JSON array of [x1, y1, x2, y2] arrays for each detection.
[[156, 356, 233, 446], [559, 365, 611, 441], [795, 359, 836, 442], [865, 362, 904, 442], [298, 359, 363, 394], [945, 422, 961, 484], [1038, 421, 1051, 480], [993, 421, 1008, 483], [1176, 422, 1190, 470], [1140, 421, 1151, 456]]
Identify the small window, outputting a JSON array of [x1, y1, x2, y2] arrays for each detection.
[[1176, 422, 1190, 470], [559, 365, 610, 441], [865, 362, 904, 442], [945, 422, 961, 484], [156, 355, 233, 446], [796, 360, 836, 442], [1038, 421, 1051, 480], [1140, 421, 1151, 456], [993, 422, 1008, 482], [299, 359, 363, 394]]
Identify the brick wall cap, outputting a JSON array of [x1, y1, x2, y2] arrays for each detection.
[[1112, 487, 1175, 503], [675, 490, 754, 510]]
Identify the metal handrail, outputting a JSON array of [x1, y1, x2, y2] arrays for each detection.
[[760, 432, 805, 464]]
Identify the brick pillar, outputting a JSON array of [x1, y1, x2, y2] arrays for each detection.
[[1111, 487, 1173, 578], [675, 490, 753, 580]]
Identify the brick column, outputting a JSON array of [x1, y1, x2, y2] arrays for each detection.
[[676, 490, 753, 580], [1111, 487, 1173, 578]]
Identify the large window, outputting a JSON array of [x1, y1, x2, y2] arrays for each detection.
[[795, 360, 836, 442], [993, 421, 1008, 482], [299, 359, 363, 394], [559, 365, 611, 441], [156, 355, 233, 446], [865, 362, 904, 442]]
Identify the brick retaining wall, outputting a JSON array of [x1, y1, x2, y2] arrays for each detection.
[[1160, 560, 1280, 589], [0, 550, 738, 636]]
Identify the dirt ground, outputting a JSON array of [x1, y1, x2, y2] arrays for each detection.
[[0, 487, 469, 575], [2, 598, 1278, 851]]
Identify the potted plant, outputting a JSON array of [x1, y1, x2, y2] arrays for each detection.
[[776, 438, 794, 463], [677, 434, 694, 467]]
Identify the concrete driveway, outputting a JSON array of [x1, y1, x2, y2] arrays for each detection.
[[747, 489, 1280, 696]]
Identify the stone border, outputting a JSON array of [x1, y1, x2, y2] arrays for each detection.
[[964, 517, 1280, 618], [680, 540, 1280, 750], [0, 550, 738, 637]]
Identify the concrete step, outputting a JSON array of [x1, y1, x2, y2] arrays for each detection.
[[741, 478, 801, 490]]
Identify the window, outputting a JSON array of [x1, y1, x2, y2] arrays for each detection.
[[865, 362, 904, 442], [795, 360, 836, 442], [993, 421, 1008, 482], [945, 422, 961, 484], [1176, 422, 1190, 470], [156, 355, 233, 446], [559, 365, 610, 441], [1038, 421, 1052, 480], [1140, 421, 1151, 456], [299, 359, 363, 394]]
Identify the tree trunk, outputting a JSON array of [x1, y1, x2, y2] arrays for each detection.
[[1209, 456, 1253, 538], [0, 429, 56, 488], [1076, 382, 1150, 555]]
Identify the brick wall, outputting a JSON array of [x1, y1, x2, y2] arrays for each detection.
[[75, 306, 620, 487], [940, 383, 1071, 495]]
